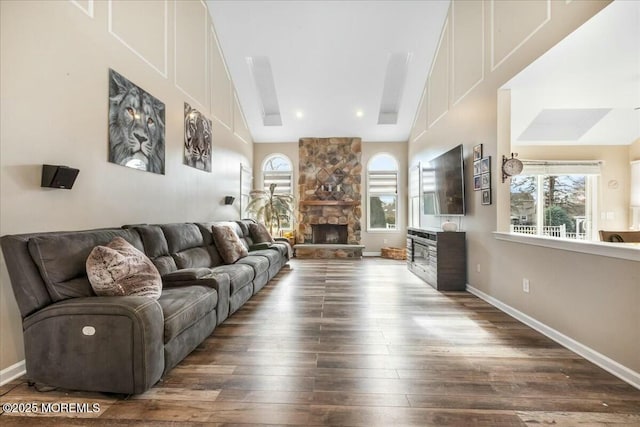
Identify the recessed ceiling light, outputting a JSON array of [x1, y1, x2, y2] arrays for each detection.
[[295, 111, 304, 119], [356, 110, 364, 118]]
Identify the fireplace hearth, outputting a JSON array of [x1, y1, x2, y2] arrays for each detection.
[[312, 224, 348, 244]]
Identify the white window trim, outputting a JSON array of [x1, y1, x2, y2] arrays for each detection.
[[261, 153, 294, 194], [367, 153, 399, 232], [261, 153, 294, 230], [510, 162, 600, 241]]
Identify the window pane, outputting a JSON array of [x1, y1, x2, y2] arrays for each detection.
[[261, 155, 294, 231], [369, 154, 398, 171], [510, 175, 537, 234], [370, 195, 396, 229], [264, 155, 292, 171], [510, 174, 591, 240], [367, 154, 398, 231], [543, 175, 586, 239]]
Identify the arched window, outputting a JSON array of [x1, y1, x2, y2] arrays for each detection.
[[367, 153, 399, 231], [262, 154, 294, 229], [262, 154, 293, 194]]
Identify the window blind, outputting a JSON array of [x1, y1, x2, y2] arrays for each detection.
[[369, 171, 398, 194], [421, 167, 436, 192], [263, 171, 292, 194]]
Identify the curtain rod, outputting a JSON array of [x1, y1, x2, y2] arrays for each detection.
[[521, 160, 603, 166]]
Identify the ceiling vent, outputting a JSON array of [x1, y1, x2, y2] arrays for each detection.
[[247, 56, 282, 126], [378, 52, 412, 125]]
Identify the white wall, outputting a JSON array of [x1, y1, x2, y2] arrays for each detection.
[[410, 0, 640, 379], [0, 0, 253, 373]]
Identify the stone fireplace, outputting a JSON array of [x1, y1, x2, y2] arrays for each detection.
[[295, 137, 364, 258]]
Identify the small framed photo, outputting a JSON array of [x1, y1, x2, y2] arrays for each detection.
[[473, 144, 483, 161], [474, 175, 481, 191], [481, 172, 490, 189], [473, 160, 481, 176], [481, 156, 491, 173], [481, 189, 491, 205]]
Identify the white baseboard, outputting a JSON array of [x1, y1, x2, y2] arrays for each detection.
[[466, 285, 640, 390], [363, 252, 381, 257], [0, 360, 26, 386]]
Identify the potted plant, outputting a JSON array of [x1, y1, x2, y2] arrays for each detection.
[[246, 183, 295, 235]]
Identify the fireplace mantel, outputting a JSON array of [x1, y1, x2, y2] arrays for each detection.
[[299, 200, 359, 206]]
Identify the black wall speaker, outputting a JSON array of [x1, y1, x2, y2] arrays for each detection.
[[224, 196, 235, 205], [41, 165, 80, 189]]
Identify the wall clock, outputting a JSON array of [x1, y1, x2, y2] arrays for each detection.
[[501, 153, 523, 182]]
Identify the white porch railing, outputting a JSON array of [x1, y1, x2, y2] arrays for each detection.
[[511, 224, 566, 237]]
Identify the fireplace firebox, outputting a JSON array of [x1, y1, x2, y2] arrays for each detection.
[[312, 224, 348, 244]]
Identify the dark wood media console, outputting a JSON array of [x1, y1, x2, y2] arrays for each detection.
[[406, 227, 466, 291]]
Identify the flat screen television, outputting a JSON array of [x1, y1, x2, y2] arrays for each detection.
[[422, 144, 466, 216]]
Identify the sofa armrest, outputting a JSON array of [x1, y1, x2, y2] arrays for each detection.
[[162, 268, 212, 282], [249, 242, 273, 251], [162, 271, 231, 325], [273, 238, 293, 259], [22, 296, 164, 394]]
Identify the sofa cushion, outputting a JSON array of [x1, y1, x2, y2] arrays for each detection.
[[211, 224, 248, 264], [159, 223, 218, 269], [249, 222, 275, 244], [247, 249, 280, 268], [28, 229, 144, 302], [211, 264, 254, 294], [236, 255, 269, 276], [161, 223, 204, 254], [157, 286, 217, 343], [130, 225, 177, 276], [172, 247, 213, 270], [86, 237, 162, 299]]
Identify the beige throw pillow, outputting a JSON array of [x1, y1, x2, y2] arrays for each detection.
[[211, 224, 248, 264], [86, 237, 161, 299], [249, 222, 275, 244]]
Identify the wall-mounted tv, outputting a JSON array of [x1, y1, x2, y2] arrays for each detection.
[[422, 144, 466, 216]]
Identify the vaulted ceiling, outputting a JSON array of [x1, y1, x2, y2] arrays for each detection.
[[207, 1, 450, 143]]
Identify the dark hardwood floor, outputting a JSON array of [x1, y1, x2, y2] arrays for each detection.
[[1, 258, 639, 426]]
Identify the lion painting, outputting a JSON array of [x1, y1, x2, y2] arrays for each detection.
[[184, 102, 212, 172], [108, 69, 165, 174]]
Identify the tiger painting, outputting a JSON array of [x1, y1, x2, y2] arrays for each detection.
[[108, 69, 165, 174], [184, 102, 212, 172]]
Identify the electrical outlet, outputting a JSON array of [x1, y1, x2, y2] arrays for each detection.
[[476, 264, 481, 273], [383, 239, 388, 245], [522, 278, 530, 293]]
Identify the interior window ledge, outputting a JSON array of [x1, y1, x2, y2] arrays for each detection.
[[493, 232, 640, 262]]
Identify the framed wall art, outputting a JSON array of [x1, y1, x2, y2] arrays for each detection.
[[481, 172, 490, 189], [481, 189, 491, 205], [108, 69, 165, 174], [473, 144, 483, 161], [184, 102, 212, 172]]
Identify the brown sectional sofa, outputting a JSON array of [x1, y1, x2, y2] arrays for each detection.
[[0, 219, 290, 394]]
